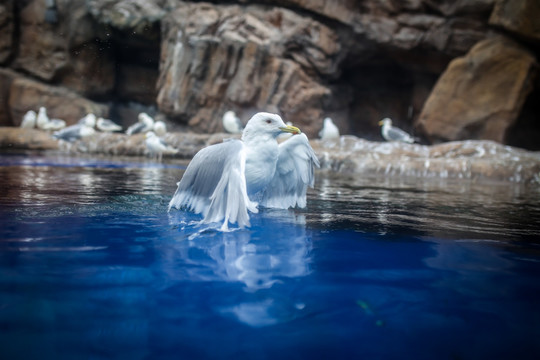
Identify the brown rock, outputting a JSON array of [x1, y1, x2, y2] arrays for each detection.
[[0, 68, 21, 126], [416, 36, 537, 143], [489, 0, 540, 41], [0, 0, 14, 64], [0, 127, 59, 150], [14, 0, 115, 96], [312, 135, 540, 183], [8, 77, 109, 126], [157, 3, 337, 136], [86, 0, 166, 39], [15, 0, 69, 81]]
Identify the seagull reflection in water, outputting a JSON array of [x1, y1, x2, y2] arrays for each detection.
[[165, 209, 312, 326]]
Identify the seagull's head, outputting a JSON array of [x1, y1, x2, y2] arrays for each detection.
[[378, 118, 392, 127], [86, 113, 97, 128], [242, 112, 300, 141], [138, 113, 154, 126]]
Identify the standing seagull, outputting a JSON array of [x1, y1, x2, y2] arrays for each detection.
[[319, 117, 340, 140], [378, 118, 416, 144], [78, 113, 97, 128], [126, 112, 154, 135], [222, 110, 243, 134], [169, 112, 319, 230], [20, 110, 37, 128], [153, 120, 167, 137], [36, 107, 50, 130], [53, 115, 96, 141], [145, 131, 178, 161], [97, 117, 122, 132]]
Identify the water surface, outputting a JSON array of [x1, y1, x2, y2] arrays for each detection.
[[1, 152, 539, 359]]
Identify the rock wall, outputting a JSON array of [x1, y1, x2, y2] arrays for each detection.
[[0, 0, 538, 149]]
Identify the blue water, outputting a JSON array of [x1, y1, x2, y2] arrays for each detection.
[[1, 152, 540, 359]]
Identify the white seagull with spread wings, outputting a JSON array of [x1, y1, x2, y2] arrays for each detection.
[[169, 112, 319, 230]]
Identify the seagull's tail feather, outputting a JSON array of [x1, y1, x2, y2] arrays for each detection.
[[205, 151, 256, 229]]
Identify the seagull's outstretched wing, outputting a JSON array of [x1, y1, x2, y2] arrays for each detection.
[[168, 140, 257, 229], [259, 133, 319, 209]]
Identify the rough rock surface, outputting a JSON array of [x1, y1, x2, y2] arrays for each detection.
[[416, 36, 537, 143], [2, 128, 539, 184], [0, 1, 13, 64], [0, 127, 59, 150], [0, 0, 539, 149], [157, 2, 339, 135], [8, 77, 110, 127], [313, 136, 540, 183], [489, 0, 540, 41], [14, 0, 116, 96]]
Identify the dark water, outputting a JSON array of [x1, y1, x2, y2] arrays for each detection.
[[1, 152, 540, 359]]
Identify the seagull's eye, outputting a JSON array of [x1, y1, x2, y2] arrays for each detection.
[[265, 119, 271, 124]]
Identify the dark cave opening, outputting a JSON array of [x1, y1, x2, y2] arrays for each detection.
[[329, 59, 438, 143], [505, 84, 540, 151]]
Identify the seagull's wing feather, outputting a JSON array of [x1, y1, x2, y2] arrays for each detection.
[[387, 126, 414, 143], [259, 133, 319, 209], [168, 140, 256, 229], [126, 122, 144, 135], [53, 125, 82, 141]]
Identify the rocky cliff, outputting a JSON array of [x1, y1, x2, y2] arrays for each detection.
[[0, 0, 538, 149]]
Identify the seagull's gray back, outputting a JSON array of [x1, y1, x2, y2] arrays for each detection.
[[53, 124, 82, 141], [385, 126, 414, 143]]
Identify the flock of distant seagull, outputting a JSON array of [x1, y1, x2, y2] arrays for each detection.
[[19, 107, 418, 161], [223, 110, 417, 144]]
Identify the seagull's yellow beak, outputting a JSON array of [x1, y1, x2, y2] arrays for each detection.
[[279, 124, 301, 135], [378, 120, 384, 126]]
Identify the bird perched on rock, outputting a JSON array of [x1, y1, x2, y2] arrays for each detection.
[[222, 110, 243, 134], [153, 120, 167, 137], [126, 112, 154, 135], [78, 113, 97, 128], [20, 110, 37, 128], [378, 118, 416, 144], [53, 115, 96, 141], [97, 117, 122, 132], [42, 118, 66, 131], [36, 107, 50, 130], [169, 112, 319, 230], [145, 131, 178, 161], [319, 117, 340, 140]]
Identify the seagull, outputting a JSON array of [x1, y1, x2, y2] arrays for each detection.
[[20, 110, 37, 128], [222, 110, 243, 134], [96, 117, 122, 132], [145, 131, 178, 161], [42, 118, 66, 131], [53, 115, 96, 141], [319, 117, 340, 140], [78, 113, 97, 128], [378, 118, 416, 144], [36, 107, 49, 130], [169, 112, 320, 230], [153, 120, 167, 137], [126, 112, 154, 135]]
